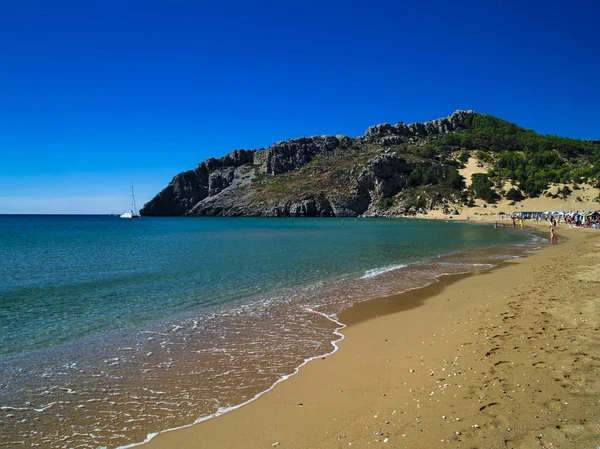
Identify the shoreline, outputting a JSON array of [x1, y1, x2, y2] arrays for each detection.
[[121, 223, 538, 449], [137, 223, 597, 448], [3, 217, 543, 449], [123, 268, 509, 449], [138, 222, 599, 448]]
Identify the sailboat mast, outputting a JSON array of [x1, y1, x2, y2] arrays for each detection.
[[131, 185, 137, 213]]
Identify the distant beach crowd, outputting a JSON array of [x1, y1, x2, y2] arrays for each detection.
[[504, 210, 600, 229], [491, 209, 599, 245]]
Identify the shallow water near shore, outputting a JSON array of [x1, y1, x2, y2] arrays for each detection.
[[0, 216, 540, 448]]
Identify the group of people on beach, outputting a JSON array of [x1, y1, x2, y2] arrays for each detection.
[[509, 216, 524, 230], [509, 211, 600, 228], [507, 213, 556, 243], [495, 216, 525, 230], [561, 213, 599, 228], [495, 210, 600, 244], [494, 214, 555, 243], [538, 212, 599, 230]]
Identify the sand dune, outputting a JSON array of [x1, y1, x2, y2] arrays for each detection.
[[435, 159, 598, 219]]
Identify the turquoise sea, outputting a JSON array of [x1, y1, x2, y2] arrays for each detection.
[[0, 215, 540, 448]]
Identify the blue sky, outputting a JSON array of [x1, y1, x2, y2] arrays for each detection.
[[1, 0, 598, 214]]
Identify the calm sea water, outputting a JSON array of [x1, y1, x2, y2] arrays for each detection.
[[0, 215, 538, 448]]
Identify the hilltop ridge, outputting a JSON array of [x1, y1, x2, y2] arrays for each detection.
[[140, 111, 599, 217]]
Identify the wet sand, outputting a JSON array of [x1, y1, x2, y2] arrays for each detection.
[[140, 224, 599, 449]]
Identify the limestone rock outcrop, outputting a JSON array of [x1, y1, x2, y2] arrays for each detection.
[[363, 110, 474, 143], [140, 110, 476, 217]]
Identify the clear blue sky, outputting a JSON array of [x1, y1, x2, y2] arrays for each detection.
[[1, 0, 598, 214]]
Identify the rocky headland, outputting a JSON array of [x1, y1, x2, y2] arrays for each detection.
[[141, 111, 599, 217]]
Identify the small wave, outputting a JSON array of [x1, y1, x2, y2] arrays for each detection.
[[0, 406, 30, 411], [487, 254, 521, 260], [33, 402, 56, 412], [361, 264, 407, 279], [439, 262, 494, 268]]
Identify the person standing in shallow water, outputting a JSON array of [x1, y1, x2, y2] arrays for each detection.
[[549, 219, 556, 244], [512, 216, 516, 229]]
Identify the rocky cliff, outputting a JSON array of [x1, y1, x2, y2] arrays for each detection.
[[141, 110, 599, 217], [140, 110, 476, 217]]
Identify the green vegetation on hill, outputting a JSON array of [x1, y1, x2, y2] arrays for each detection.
[[252, 113, 599, 210], [432, 114, 600, 197], [470, 173, 500, 203]]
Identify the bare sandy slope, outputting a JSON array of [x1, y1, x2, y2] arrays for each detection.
[[429, 158, 599, 220], [458, 157, 488, 187], [140, 225, 599, 449], [467, 183, 599, 218]]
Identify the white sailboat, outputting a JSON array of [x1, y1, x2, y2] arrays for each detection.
[[120, 185, 140, 219]]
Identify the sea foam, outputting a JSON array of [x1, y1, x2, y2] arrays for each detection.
[[361, 264, 407, 279]]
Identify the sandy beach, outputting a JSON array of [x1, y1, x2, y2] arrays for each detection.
[[140, 223, 599, 449]]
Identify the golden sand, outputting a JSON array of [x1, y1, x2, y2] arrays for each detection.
[[141, 224, 599, 449]]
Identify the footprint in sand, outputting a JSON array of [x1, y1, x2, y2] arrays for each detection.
[[485, 347, 501, 357], [478, 402, 499, 412]]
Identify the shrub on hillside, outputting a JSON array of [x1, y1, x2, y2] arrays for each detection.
[[557, 185, 572, 199], [505, 188, 525, 201], [457, 150, 470, 163], [471, 173, 500, 203]]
